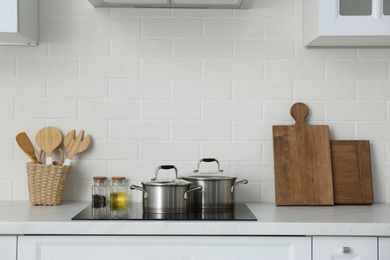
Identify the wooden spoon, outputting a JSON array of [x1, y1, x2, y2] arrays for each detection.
[[63, 130, 91, 166], [16, 132, 38, 163], [35, 127, 62, 164]]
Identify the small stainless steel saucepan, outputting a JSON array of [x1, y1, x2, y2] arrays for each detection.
[[130, 165, 202, 214]]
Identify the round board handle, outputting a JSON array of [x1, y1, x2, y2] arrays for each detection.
[[290, 102, 309, 126]]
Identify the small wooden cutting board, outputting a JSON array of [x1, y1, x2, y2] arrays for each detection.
[[331, 140, 374, 205], [273, 103, 334, 206]]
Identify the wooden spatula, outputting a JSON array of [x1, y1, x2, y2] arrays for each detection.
[[35, 127, 62, 164], [63, 130, 91, 166], [16, 132, 38, 163]]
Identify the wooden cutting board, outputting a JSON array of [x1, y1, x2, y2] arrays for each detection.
[[331, 140, 374, 205], [273, 103, 334, 206]]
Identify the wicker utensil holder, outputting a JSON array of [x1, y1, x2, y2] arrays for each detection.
[[26, 148, 72, 206]]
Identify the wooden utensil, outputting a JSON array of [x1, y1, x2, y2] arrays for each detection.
[[16, 132, 38, 163], [35, 127, 62, 164], [63, 130, 91, 166], [331, 140, 374, 205], [273, 102, 334, 206]]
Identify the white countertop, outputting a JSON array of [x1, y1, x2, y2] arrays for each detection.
[[1, 201, 390, 236]]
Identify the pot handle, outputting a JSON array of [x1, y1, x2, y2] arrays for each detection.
[[231, 179, 248, 193], [194, 158, 224, 173], [130, 185, 148, 199], [184, 186, 202, 200], [153, 165, 178, 181]]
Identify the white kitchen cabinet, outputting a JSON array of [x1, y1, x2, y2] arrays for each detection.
[[304, 0, 390, 46], [0, 0, 38, 45], [0, 236, 17, 260], [379, 237, 390, 259], [17, 235, 311, 260], [313, 236, 377, 260]]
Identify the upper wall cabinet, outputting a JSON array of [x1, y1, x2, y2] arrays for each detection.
[[304, 0, 390, 46], [0, 0, 38, 45], [88, 0, 254, 9]]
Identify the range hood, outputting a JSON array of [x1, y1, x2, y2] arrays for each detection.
[[0, 0, 38, 45], [88, 0, 253, 9]]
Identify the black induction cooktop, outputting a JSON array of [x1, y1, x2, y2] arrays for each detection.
[[72, 203, 257, 221]]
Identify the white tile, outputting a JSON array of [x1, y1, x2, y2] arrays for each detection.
[[357, 123, 390, 141], [262, 142, 274, 162], [171, 121, 232, 141], [49, 37, 110, 57], [108, 161, 166, 181], [0, 58, 15, 77], [45, 120, 108, 141], [358, 48, 390, 59], [17, 58, 78, 78], [232, 162, 274, 182], [0, 99, 14, 117], [143, 19, 202, 38], [110, 8, 171, 18], [62, 181, 78, 201], [203, 101, 262, 121], [172, 8, 233, 18], [234, 0, 295, 18], [327, 61, 388, 80], [16, 99, 77, 119], [79, 100, 139, 119], [235, 182, 261, 203], [172, 80, 232, 100], [82, 141, 139, 160], [0, 42, 47, 57], [295, 81, 355, 100], [233, 122, 273, 141], [202, 142, 262, 161], [0, 140, 13, 159], [0, 181, 13, 201], [39, 17, 79, 37], [140, 141, 200, 161], [327, 122, 355, 140], [110, 80, 170, 99], [370, 142, 386, 163], [0, 161, 31, 180], [0, 119, 45, 139], [48, 0, 109, 16], [13, 180, 29, 201], [204, 19, 264, 39], [326, 102, 386, 121], [112, 39, 171, 58], [265, 19, 302, 39], [265, 61, 325, 80], [48, 79, 108, 98], [261, 182, 275, 203], [204, 60, 263, 80], [233, 81, 293, 100], [235, 40, 295, 60], [357, 81, 390, 100], [110, 121, 170, 140], [142, 60, 201, 79], [0, 78, 46, 98], [80, 59, 140, 79], [173, 39, 233, 59], [80, 17, 141, 37], [141, 100, 201, 120], [76, 181, 92, 202]]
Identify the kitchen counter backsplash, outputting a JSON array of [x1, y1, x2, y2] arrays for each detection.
[[1, 0, 389, 203]]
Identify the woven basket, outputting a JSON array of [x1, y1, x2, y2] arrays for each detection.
[[26, 148, 72, 206]]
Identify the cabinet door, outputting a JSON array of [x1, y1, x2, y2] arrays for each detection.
[[379, 237, 390, 259], [313, 236, 377, 260], [18, 236, 311, 260], [0, 236, 17, 260]]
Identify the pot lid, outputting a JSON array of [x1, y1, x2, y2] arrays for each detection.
[[142, 165, 191, 186], [181, 158, 237, 180]]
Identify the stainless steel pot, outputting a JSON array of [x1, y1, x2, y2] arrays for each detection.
[[180, 158, 248, 210], [130, 165, 202, 214]]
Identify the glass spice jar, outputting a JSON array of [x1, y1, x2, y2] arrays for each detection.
[[110, 176, 128, 212], [91, 176, 108, 219]]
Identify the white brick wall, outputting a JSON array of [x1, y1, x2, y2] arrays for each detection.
[[1, 0, 390, 204]]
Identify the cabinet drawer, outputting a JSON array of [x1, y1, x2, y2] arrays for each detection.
[[379, 237, 390, 260], [313, 236, 377, 260], [18, 235, 311, 260]]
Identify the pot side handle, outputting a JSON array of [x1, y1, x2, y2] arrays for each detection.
[[184, 186, 202, 200], [231, 179, 248, 193], [130, 185, 148, 199]]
